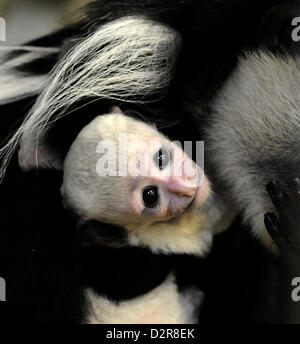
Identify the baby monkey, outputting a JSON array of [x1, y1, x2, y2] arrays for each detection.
[[60, 108, 232, 323]]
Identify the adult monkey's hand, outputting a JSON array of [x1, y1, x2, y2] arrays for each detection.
[[265, 179, 300, 324]]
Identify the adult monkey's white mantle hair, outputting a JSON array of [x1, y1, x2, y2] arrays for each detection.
[[0, 46, 59, 105], [0, 16, 180, 178]]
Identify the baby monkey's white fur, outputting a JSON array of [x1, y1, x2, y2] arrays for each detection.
[[86, 273, 203, 324]]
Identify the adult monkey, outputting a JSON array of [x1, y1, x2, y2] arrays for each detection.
[[201, 0, 300, 324]]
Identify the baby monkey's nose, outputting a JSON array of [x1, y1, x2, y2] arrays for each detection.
[[167, 176, 197, 198]]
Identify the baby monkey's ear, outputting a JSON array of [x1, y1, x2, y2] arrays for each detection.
[[110, 106, 123, 114]]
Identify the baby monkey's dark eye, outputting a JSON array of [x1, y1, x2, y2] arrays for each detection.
[[142, 186, 159, 208], [153, 148, 170, 170]]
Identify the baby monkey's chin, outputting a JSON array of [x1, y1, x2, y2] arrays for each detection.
[[185, 176, 210, 213]]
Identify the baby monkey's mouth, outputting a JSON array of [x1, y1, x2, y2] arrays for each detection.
[[167, 176, 210, 220], [158, 187, 204, 225]]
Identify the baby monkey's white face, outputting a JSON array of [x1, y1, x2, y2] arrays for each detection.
[[127, 135, 208, 220], [62, 110, 229, 255]]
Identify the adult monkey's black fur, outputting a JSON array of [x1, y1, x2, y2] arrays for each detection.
[[200, 0, 300, 323], [0, 0, 293, 323]]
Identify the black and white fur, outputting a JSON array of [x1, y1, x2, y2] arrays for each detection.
[[0, 1, 205, 324], [0, 0, 292, 324]]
